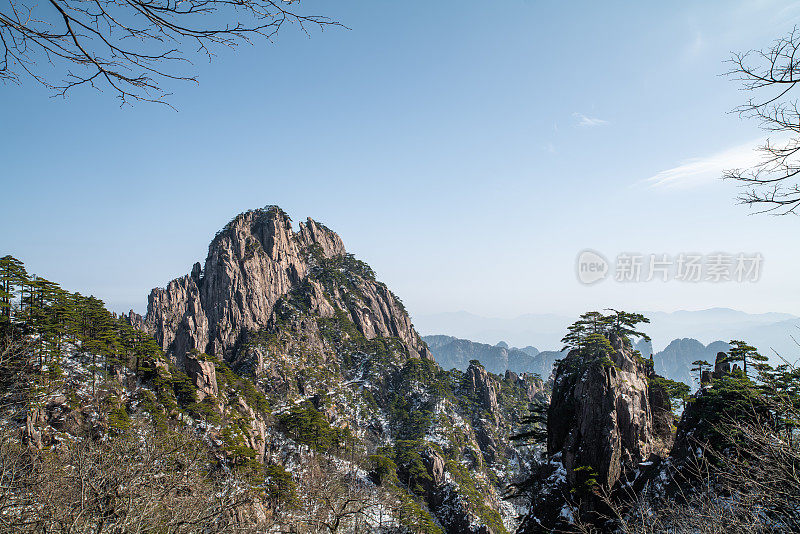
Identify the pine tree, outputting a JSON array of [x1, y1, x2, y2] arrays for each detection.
[[727, 340, 768, 378], [510, 399, 548, 444], [604, 309, 652, 344], [561, 311, 607, 351], [650, 375, 690, 410], [691, 359, 712, 387], [73, 295, 119, 401], [561, 310, 651, 353], [0, 255, 27, 325]]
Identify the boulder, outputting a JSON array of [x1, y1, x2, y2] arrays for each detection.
[[184, 355, 218, 401]]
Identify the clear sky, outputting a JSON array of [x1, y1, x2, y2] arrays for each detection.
[[2, 0, 800, 320]]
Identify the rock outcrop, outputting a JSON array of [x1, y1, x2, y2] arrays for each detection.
[[504, 370, 544, 401], [547, 336, 657, 489], [138, 207, 430, 368], [712, 351, 730, 378], [420, 446, 496, 534], [520, 335, 668, 532], [463, 362, 500, 419], [648, 379, 675, 451], [184, 355, 218, 401]]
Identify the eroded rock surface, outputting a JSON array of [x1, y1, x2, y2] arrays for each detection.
[[547, 337, 655, 489], [138, 207, 430, 368], [521, 336, 669, 532]]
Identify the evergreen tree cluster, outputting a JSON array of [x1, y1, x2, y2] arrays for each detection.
[[0, 255, 163, 399], [560, 310, 650, 356], [277, 401, 352, 452], [677, 336, 800, 463]]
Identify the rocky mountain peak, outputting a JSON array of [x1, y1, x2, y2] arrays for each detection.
[[297, 217, 346, 258], [139, 205, 429, 368]]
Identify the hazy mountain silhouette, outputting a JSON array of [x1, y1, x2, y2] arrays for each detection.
[[414, 308, 799, 363]]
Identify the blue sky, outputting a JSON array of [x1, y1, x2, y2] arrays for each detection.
[[2, 0, 800, 320]]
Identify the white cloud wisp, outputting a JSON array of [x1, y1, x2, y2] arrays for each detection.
[[573, 112, 608, 128], [643, 139, 767, 189]]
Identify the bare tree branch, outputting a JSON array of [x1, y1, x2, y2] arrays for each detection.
[[724, 26, 800, 215], [0, 0, 341, 105]]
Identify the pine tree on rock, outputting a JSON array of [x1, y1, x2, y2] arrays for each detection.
[[727, 340, 768, 378], [604, 309, 652, 344], [691, 359, 712, 387]]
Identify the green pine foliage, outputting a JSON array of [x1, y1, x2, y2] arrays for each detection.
[[367, 454, 399, 485], [395, 491, 443, 534], [561, 310, 650, 354], [571, 465, 600, 497], [278, 401, 350, 452], [726, 340, 769, 378], [105, 395, 131, 433], [604, 309, 652, 344], [0, 255, 175, 402], [263, 463, 298, 507], [220, 414, 260, 472], [510, 399, 548, 444], [649, 375, 691, 411], [392, 440, 432, 494], [214, 359, 270, 413]]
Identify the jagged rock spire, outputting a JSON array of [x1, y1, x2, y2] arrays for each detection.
[[137, 206, 430, 367]]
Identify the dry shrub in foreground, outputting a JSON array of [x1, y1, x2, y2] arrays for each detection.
[[0, 419, 263, 533]]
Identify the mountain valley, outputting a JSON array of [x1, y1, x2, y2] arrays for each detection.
[[1, 206, 797, 533]]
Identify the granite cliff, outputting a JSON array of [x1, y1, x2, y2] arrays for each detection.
[[125, 206, 539, 533], [519, 333, 672, 532], [133, 206, 430, 369]]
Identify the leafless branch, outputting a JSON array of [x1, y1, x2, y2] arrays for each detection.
[[724, 26, 800, 214], [0, 0, 341, 105]]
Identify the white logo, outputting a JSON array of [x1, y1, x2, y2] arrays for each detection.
[[577, 249, 609, 285]]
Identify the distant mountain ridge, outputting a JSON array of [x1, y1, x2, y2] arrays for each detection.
[[415, 308, 799, 364], [422, 334, 563, 378], [649, 338, 731, 387], [427, 332, 732, 389]]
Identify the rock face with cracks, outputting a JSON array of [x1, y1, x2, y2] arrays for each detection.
[[547, 336, 657, 489], [520, 335, 672, 532], [136, 206, 431, 369]]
